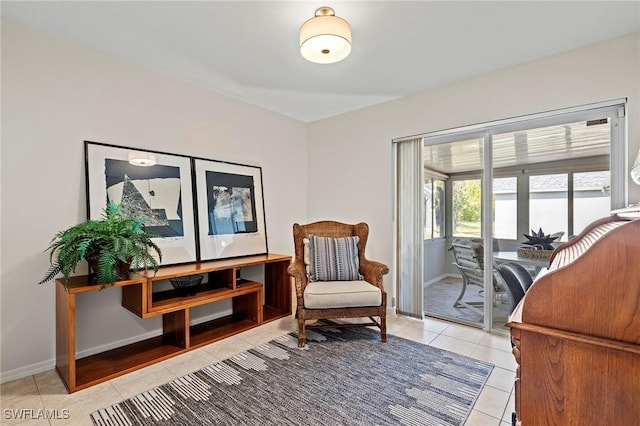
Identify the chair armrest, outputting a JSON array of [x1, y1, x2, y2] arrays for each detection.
[[287, 260, 308, 302], [360, 259, 389, 289]]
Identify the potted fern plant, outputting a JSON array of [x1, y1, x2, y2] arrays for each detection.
[[39, 201, 162, 289]]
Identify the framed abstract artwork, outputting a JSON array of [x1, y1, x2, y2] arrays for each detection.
[[193, 158, 267, 261], [85, 141, 198, 265]]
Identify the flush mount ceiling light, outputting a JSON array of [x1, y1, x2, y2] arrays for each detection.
[[128, 151, 156, 167], [300, 6, 351, 64]]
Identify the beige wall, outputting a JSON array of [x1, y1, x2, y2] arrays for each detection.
[[2, 19, 638, 381], [307, 32, 640, 306], [0, 21, 308, 380]]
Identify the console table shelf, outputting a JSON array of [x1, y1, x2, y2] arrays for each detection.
[[74, 336, 183, 389], [189, 316, 258, 348], [56, 253, 291, 393], [145, 281, 263, 315]]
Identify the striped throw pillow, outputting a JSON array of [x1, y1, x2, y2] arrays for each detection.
[[308, 235, 363, 282]]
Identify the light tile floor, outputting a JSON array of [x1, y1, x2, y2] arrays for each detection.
[[0, 314, 516, 426]]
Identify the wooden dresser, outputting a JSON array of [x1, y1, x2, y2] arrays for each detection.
[[507, 213, 640, 425]]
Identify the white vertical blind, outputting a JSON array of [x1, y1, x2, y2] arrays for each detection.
[[395, 138, 424, 318], [481, 131, 494, 330]]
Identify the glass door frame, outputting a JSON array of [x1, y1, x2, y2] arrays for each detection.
[[421, 100, 627, 331]]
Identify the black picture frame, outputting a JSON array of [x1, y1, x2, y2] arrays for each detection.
[[85, 141, 198, 265], [193, 157, 268, 261]]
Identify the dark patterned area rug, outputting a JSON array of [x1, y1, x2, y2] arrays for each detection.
[[91, 327, 493, 425]]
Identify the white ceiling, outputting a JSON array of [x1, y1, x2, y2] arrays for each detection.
[[2, 1, 639, 122]]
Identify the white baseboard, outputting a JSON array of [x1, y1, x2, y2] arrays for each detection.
[[190, 309, 233, 327], [423, 273, 457, 287], [0, 309, 234, 384], [75, 330, 161, 359], [0, 359, 55, 384]]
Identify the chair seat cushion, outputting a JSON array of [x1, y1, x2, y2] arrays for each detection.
[[304, 281, 382, 309]]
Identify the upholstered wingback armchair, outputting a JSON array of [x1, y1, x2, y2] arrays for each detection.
[[287, 221, 389, 347]]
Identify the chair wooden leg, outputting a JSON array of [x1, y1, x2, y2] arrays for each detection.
[[380, 315, 387, 342], [297, 318, 306, 347]]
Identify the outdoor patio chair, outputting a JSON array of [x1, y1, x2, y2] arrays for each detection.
[[497, 262, 532, 314], [450, 241, 506, 314]]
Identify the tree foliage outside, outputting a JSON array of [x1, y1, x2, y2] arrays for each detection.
[[454, 180, 481, 222]]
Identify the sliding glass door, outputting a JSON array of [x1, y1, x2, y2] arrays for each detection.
[[406, 101, 626, 332], [422, 135, 490, 327]]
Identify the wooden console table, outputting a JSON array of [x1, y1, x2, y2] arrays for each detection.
[[56, 253, 291, 393]]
